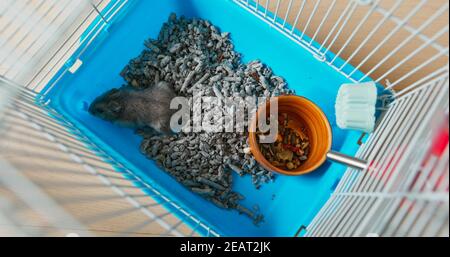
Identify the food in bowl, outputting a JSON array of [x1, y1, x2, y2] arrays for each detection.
[[257, 113, 311, 170]]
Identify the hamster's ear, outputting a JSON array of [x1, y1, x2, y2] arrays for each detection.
[[156, 81, 171, 90], [108, 101, 122, 113]]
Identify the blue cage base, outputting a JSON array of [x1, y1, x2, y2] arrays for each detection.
[[44, 0, 365, 236]]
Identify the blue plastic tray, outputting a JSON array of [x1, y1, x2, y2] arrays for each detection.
[[43, 0, 365, 236]]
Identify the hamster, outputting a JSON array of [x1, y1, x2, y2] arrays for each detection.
[[89, 81, 176, 134]]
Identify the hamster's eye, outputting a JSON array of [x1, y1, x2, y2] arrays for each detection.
[[108, 101, 122, 113]]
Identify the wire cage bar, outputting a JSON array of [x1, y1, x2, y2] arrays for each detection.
[[234, 0, 449, 91], [1, 0, 218, 237], [1, 0, 448, 237]]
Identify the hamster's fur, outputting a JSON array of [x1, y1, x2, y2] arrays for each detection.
[[89, 81, 176, 134]]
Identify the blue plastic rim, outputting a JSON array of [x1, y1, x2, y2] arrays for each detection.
[[43, 0, 367, 236]]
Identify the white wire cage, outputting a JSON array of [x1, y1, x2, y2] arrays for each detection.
[[0, 0, 448, 237]]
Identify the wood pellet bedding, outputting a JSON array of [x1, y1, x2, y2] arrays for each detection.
[[120, 13, 294, 224]]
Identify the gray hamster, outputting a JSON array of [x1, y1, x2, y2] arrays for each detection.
[[89, 81, 176, 134]]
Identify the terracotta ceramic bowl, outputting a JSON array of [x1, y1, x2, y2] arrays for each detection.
[[249, 95, 332, 176]]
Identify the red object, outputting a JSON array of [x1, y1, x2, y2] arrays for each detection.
[[430, 116, 449, 156], [282, 144, 300, 153]]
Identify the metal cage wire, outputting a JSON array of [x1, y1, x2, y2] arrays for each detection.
[[0, 0, 448, 236]]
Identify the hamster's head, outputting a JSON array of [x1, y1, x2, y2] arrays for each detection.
[[88, 88, 124, 122]]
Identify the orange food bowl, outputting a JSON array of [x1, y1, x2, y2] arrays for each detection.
[[249, 95, 333, 176]]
